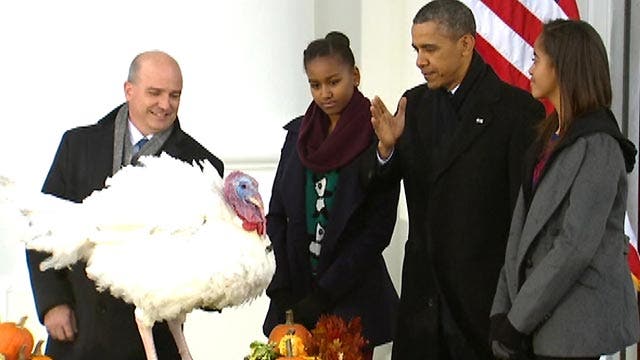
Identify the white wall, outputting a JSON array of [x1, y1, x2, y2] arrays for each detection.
[[0, 0, 315, 186]]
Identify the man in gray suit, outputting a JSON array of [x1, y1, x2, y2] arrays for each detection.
[[26, 51, 223, 360]]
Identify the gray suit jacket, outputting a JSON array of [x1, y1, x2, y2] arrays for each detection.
[[492, 131, 639, 357]]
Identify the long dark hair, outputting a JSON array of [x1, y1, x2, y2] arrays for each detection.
[[535, 19, 611, 148]]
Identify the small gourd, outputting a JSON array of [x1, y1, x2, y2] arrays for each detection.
[[0, 316, 34, 360], [268, 310, 312, 357], [275, 337, 307, 359]]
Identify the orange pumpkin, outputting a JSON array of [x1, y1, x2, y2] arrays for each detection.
[[268, 310, 312, 357], [28, 340, 52, 360], [0, 316, 34, 360]]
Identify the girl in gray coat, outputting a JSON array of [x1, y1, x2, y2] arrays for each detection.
[[490, 19, 639, 360]]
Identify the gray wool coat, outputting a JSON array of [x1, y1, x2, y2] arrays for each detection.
[[492, 123, 639, 357]]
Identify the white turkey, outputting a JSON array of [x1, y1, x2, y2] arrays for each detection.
[[0, 153, 275, 360]]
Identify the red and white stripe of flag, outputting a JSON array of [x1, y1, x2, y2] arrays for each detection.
[[626, 214, 640, 290], [461, 0, 579, 93]]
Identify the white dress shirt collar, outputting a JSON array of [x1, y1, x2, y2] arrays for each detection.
[[127, 120, 154, 145]]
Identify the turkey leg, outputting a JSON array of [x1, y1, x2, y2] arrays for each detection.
[[167, 314, 193, 360], [134, 308, 159, 360]]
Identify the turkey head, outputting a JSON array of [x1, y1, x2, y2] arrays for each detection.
[[222, 171, 266, 235]]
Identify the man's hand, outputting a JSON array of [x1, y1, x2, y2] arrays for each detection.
[[44, 304, 77, 342], [370, 96, 407, 160]]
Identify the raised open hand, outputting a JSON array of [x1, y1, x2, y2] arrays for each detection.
[[370, 96, 407, 159]]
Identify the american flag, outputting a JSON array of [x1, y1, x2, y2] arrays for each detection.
[[627, 214, 640, 290], [460, 0, 640, 290], [461, 0, 579, 92]]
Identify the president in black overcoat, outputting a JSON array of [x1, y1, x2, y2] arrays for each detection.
[[369, 1, 545, 358]]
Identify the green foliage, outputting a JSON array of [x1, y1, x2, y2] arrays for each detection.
[[244, 341, 278, 360]]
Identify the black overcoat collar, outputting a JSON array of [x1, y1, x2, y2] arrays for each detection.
[[413, 52, 502, 185]]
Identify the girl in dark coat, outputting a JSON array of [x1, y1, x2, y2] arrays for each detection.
[[262, 31, 400, 359]]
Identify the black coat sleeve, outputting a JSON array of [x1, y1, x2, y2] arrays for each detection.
[[27, 131, 76, 323]]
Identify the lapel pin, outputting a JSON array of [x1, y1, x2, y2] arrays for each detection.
[[475, 117, 484, 124]]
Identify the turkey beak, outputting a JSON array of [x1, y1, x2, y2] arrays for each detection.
[[247, 195, 264, 210]]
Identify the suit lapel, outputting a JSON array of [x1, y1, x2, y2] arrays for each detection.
[[432, 104, 492, 182], [429, 82, 497, 184], [280, 150, 313, 275], [156, 122, 183, 158], [92, 119, 117, 185], [415, 90, 434, 152], [282, 154, 306, 220], [515, 141, 587, 267], [413, 90, 436, 182]]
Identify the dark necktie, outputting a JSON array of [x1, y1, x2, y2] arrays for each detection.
[[133, 137, 149, 155]]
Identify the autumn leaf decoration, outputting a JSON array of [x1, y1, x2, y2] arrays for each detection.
[[309, 315, 368, 360]]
